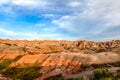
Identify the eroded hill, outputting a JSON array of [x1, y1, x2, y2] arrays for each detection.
[[0, 39, 120, 53], [0, 39, 120, 80]]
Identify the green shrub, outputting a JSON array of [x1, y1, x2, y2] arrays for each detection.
[[93, 68, 113, 80]]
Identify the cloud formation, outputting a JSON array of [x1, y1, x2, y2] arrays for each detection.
[[53, 0, 120, 41], [0, 0, 120, 41], [0, 28, 64, 40]]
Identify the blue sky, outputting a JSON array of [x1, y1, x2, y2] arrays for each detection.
[[0, 0, 120, 41]]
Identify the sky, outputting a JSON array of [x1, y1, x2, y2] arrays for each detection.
[[0, 0, 120, 41]]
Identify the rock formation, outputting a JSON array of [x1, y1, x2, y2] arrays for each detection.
[[0, 39, 120, 79]]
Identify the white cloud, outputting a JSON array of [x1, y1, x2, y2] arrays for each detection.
[[0, 28, 64, 40], [53, 0, 120, 38], [12, 0, 36, 6], [0, 0, 51, 11], [52, 13, 99, 34], [87, 0, 120, 27], [41, 14, 57, 18], [0, 0, 9, 5], [52, 15, 78, 33], [0, 28, 15, 35], [12, 0, 50, 8], [0, 0, 83, 15], [0, 0, 120, 41], [0, 28, 35, 37], [35, 23, 46, 27], [68, 1, 81, 7], [91, 35, 120, 42]]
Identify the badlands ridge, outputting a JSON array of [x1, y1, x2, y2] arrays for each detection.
[[0, 39, 120, 80]]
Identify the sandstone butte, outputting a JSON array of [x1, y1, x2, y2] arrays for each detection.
[[0, 39, 120, 79]]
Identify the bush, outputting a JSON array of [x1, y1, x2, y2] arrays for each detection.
[[93, 68, 113, 80]]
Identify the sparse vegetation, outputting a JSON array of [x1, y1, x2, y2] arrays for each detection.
[[45, 74, 64, 80], [1, 62, 42, 80], [91, 64, 110, 69], [80, 63, 89, 71], [91, 61, 120, 69], [5, 43, 11, 46], [0, 55, 23, 70], [117, 69, 120, 72], [23, 47, 28, 52], [45, 75, 89, 80], [110, 61, 120, 67], [68, 77, 86, 80], [93, 68, 113, 79], [0, 59, 12, 70], [0, 39, 120, 80], [13, 44, 17, 46], [93, 68, 120, 80]]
